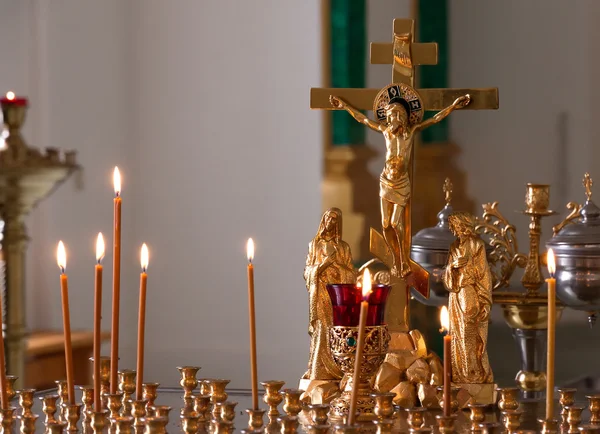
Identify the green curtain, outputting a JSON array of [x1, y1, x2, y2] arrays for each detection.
[[330, 0, 366, 146], [418, 0, 449, 144]]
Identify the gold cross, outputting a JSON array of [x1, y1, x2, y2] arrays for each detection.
[[311, 18, 499, 333]]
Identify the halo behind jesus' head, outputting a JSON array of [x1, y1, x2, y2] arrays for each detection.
[[373, 83, 424, 125]]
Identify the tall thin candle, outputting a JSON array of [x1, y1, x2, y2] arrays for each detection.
[[136, 244, 149, 400], [440, 306, 451, 417], [110, 167, 122, 393], [0, 250, 7, 408], [348, 268, 372, 426], [94, 233, 105, 411], [246, 239, 259, 410], [546, 249, 557, 419], [57, 242, 75, 404]]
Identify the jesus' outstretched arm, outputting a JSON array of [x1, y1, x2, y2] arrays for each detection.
[[330, 95, 385, 132], [412, 94, 471, 133]]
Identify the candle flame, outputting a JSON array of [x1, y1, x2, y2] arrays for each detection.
[[141, 243, 149, 271], [547, 248, 556, 277], [57, 241, 67, 272], [5, 92, 14, 101], [362, 268, 372, 299], [96, 233, 105, 263], [247, 238, 254, 263], [440, 306, 449, 333], [113, 167, 121, 196]]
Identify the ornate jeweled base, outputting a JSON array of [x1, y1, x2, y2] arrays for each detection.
[[329, 325, 389, 420]]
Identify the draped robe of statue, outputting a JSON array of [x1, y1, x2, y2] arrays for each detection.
[[303, 209, 357, 380], [443, 235, 494, 384]]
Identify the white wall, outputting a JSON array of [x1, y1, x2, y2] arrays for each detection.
[[449, 1, 600, 322], [1, 0, 323, 388]]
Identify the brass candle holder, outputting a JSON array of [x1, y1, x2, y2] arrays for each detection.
[[587, 394, 600, 425], [371, 392, 395, 420], [90, 356, 111, 410], [538, 418, 559, 434], [281, 389, 303, 417], [579, 425, 600, 434], [435, 414, 457, 434], [332, 424, 359, 434], [55, 380, 68, 421], [141, 383, 159, 411], [40, 394, 59, 424], [213, 419, 235, 434], [306, 424, 332, 434], [18, 389, 35, 417], [436, 386, 460, 414], [177, 366, 200, 410], [306, 403, 329, 425], [559, 388, 577, 429], [144, 416, 168, 434], [63, 403, 82, 432], [0, 406, 16, 432], [130, 399, 147, 427], [181, 413, 200, 434], [566, 406, 584, 433], [17, 414, 38, 434], [78, 386, 94, 421], [220, 401, 237, 423], [6, 375, 17, 401], [111, 416, 133, 434], [406, 407, 426, 430], [245, 408, 265, 431], [502, 409, 523, 432], [329, 325, 389, 420], [90, 410, 107, 434], [152, 405, 172, 420], [372, 419, 393, 434], [105, 392, 123, 421], [118, 370, 136, 417], [496, 387, 520, 411], [193, 395, 210, 423], [277, 415, 299, 434], [467, 403, 487, 427], [47, 421, 67, 434], [198, 378, 212, 396], [0, 97, 78, 384], [208, 379, 229, 421], [261, 380, 285, 422]]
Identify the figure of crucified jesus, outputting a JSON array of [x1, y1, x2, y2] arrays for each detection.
[[330, 92, 470, 278]]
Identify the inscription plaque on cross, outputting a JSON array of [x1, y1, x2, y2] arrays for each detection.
[[311, 19, 499, 334]]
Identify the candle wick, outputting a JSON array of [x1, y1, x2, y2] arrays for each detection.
[[142, 267, 147, 273], [60, 267, 65, 274], [115, 192, 120, 198]]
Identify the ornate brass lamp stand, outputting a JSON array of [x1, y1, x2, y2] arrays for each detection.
[[0, 96, 78, 385], [476, 184, 562, 398]]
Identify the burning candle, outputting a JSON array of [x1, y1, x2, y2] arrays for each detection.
[[110, 167, 122, 393], [440, 306, 451, 417], [57, 242, 75, 404], [94, 233, 105, 411], [136, 244, 149, 400], [246, 239, 259, 410], [546, 249, 556, 419], [348, 268, 372, 425], [0, 91, 27, 106]]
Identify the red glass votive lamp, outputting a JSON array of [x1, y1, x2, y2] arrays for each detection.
[[327, 283, 391, 327]]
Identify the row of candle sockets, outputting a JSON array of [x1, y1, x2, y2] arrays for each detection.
[[2, 368, 600, 433]]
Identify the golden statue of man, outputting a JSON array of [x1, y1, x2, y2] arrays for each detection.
[[443, 212, 493, 384], [330, 83, 470, 278]]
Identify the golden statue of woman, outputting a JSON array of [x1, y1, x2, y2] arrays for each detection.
[[330, 84, 470, 278], [442, 212, 493, 384], [303, 208, 357, 380]]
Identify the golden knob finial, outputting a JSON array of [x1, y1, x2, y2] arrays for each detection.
[[584, 172, 593, 201], [443, 178, 453, 205]]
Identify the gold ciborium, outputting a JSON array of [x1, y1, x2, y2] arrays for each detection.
[[329, 325, 389, 420]]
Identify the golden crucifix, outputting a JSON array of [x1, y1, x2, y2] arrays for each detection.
[[311, 19, 499, 334]]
